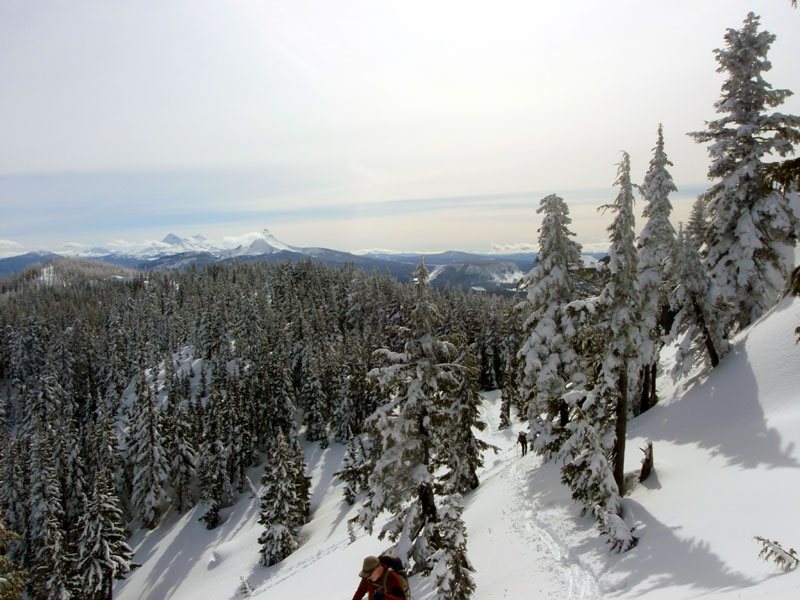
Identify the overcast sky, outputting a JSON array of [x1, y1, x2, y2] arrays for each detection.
[[1, 0, 799, 258]]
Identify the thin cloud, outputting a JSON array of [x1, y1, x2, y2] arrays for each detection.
[[488, 242, 538, 254], [0, 239, 24, 259], [220, 232, 268, 248]]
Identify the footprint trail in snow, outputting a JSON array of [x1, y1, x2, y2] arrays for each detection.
[[507, 457, 602, 600]]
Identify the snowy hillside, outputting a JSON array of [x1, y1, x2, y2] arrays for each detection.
[[114, 294, 800, 600]]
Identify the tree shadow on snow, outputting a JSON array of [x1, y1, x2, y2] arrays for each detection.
[[303, 441, 358, 541], [606, 499, 758, 597], [632, 345, 798, 470], [522, 456, 761, 598], [114, 509, 208, 600], [305, 442, 346, 514]]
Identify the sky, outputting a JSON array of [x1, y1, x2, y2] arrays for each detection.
[[1, 0, 800, 258]]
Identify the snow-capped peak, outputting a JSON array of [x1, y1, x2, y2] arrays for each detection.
[[162, 233, 186, 246], [222, 229, 297, 257], [262, 229, 293, 252]]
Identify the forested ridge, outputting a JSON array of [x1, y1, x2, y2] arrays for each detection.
[[0, 258, 521, 598]]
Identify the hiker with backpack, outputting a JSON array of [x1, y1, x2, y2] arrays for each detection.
[[518, 430, 528, 456], [351, 554, 409, 600]]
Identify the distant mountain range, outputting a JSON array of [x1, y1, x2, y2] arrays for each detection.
[[0, 229, 605, 296]]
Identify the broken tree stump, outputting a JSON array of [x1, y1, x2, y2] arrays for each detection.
[[639, 442, 654, 482]]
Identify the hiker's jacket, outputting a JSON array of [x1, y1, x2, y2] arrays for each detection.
[[351, 565, 405, 600]]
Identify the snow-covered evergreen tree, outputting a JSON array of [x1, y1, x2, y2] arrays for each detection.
[[59, 419, 88, 549], [128, 379, 169, 529], [665, 227, 727, 374], [286, 434, 312, 523], [637, 125, 678, 412], [166, 402, 196, 513], [197, 437, 228, 530], [430, 495, 476, 600], [195, 388, 231, 529], [257, 432, 306, 566], [559, 154, 641, 552], [259, 352, 296, 449], [559, 388, 636, 552], [331, 369, 356, 444], [686, 196, 707, 250], [438, 363, 493, 495], [28, 428, 77, 599], [690, 12, 800, 331], [300, 351, 329, 448], [518, 194, 584, 458], [92, 397, 122, 498], [331, 336, 373, 444], [0, 438, 29, 567], [73, 472, 132, 600], [354, 258, 476, 572], [336, 436, 374, 505], [596, 152, 644, 495], [497, 308, 523, 430]]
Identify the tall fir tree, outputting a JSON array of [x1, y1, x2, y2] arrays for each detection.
[[73, 472, 132, 600], [637, 125, 678, 413], [686, 196, 707, 250], [166, 402, 196, 513], [198, 389, 233, 530], [28, 427, 78, 599], [0, 438, 29, 567], [518, 194, 584, 458], [300, 351, 329, 448], [336, 436, 374, 506], [430, 495, 476, 600], [257, 432, 308, 567], [497, 307, 523, 430], [558, 154, 641, 552], [665, 227, 727, 374], [354, 259, 475, 572], [597, 152, 643, 496], [437, 357, 493, 495], [259, 352, 296, 449], [690, 12, 800, 332], [559, 387, 635, 552], [128, 379, 169, 529]]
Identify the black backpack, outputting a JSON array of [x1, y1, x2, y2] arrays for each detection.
[[378, 554, 410, 599]]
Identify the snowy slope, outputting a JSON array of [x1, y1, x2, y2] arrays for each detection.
[[115, 296, 800, 600], [613, 294, 800, 599]]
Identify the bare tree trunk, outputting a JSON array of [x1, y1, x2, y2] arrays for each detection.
[[694, 300, 720, 368], [649, 363, 657, 407], [638, 365, 651, 414], [417, 408, 440, 549], [638, 360, 659, 415], [614, 366, 628, 496], [559, 400, 569, 428]]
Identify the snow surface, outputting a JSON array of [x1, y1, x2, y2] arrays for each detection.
[[116, 295, 800, 600]]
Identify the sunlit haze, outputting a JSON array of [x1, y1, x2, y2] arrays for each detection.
[[1, 0, 799, 258]]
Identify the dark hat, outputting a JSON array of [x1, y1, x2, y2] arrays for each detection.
[[359, 555, 380, 578]]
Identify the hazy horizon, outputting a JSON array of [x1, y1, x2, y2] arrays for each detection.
[[2, 1, 799, 258]]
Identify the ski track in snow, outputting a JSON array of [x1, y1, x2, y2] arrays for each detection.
[[254, 537, 352, 595], [508, 457, 602, 600]]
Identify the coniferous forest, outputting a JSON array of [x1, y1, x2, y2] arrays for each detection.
[[1, 11, 800, 600]]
